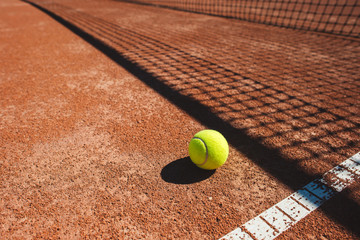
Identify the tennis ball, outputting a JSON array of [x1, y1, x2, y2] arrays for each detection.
[[188, 129, 229, 170]]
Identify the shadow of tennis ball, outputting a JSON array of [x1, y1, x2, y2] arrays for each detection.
[[161, 157, 215, 184]]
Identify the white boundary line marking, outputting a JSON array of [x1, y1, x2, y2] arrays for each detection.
[[220, 152, 360, 240]]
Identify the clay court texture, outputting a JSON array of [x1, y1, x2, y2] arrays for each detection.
[[0, 0, 359, 239]]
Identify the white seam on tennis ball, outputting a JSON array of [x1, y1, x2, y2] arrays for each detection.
[[192, 137, 208, 166], [219, 151, 360, 240]]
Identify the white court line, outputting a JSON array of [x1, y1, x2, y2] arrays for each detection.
[[220, 152, 360, 240]]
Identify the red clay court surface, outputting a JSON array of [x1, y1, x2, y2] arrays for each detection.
[[1, 0, 359, 239]]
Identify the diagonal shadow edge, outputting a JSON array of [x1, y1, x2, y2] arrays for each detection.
[[23, 0, 360, 236]]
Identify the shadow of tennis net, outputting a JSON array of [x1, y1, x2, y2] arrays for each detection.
[[25, 0, 360, 234]]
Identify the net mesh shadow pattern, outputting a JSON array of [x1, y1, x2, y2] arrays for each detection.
[[25, 0, 360, 173], [120, 0, 360, 38]]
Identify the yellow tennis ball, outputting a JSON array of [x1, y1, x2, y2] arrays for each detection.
[[188, 129, 229, 170]]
